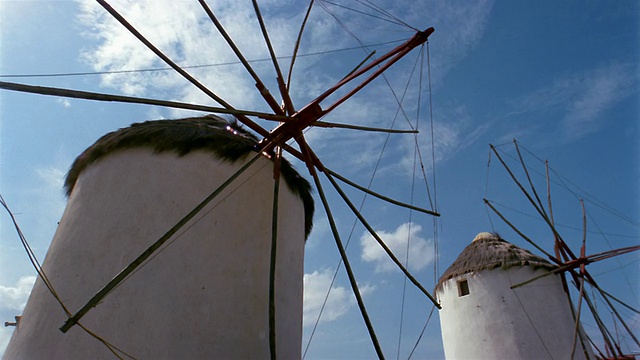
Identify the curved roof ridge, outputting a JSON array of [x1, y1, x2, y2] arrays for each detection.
[[64, 115, 314, 239], [436, 232, 555, 291]]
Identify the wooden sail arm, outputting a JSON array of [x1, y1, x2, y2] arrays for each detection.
[[60, 152, 265, 333], [0, 81, 286, 128], [490, 143, 580, 262], [564, 245, 639, 274], [197, 0, 285, 116], [314, 28, 434, 108], [511, 245, 640, 289], [259, 28, 434, 153]]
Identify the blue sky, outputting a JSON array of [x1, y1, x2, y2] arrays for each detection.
[[1, 1, 638, 359]]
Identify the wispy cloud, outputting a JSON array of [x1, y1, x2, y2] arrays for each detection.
[[6, 162, 70, 255], [56, 98, 71, 108], [563, 64, 638, 140], [74, 0, 495, 178], [360, 222, 434, 273], [421, 0, 494, 83], [392, 104, 490, 176], [75, 1, 494, 110], [76, 1, 331, 109], [303, 269, 375, 326], [511, 63, 639, 142], [33, 165, 67, 220]]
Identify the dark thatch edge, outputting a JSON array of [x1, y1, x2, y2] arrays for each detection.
[[64, 115, 314, 239], [435, 233, 555, 291]]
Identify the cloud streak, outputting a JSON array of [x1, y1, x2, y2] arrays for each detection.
[[511, 63, 639, 142]]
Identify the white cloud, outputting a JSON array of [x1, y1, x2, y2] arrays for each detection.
[[56, 98, 71, 108], [74, 1, 494, 114], [360, 222, 434, 273], [0, 276, 35, 358], [0, 276, 36, 311], [73, 0, 496, 178], [303, 269, 375, 326], [75, 1, 330, 110]]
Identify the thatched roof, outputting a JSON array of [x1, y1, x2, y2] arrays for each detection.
[[64, 115, 314, 239], [435, 232, 555, 291]]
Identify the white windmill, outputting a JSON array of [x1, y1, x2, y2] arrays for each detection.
[[437, 232, 595, 359], [4, 116, 314, 359]]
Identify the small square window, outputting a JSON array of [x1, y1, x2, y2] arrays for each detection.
[[457, 279, 470, 297]]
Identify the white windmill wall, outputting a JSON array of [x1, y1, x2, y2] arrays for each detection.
[[437, 233, 595, 360], [5, 139, 308, 358]]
